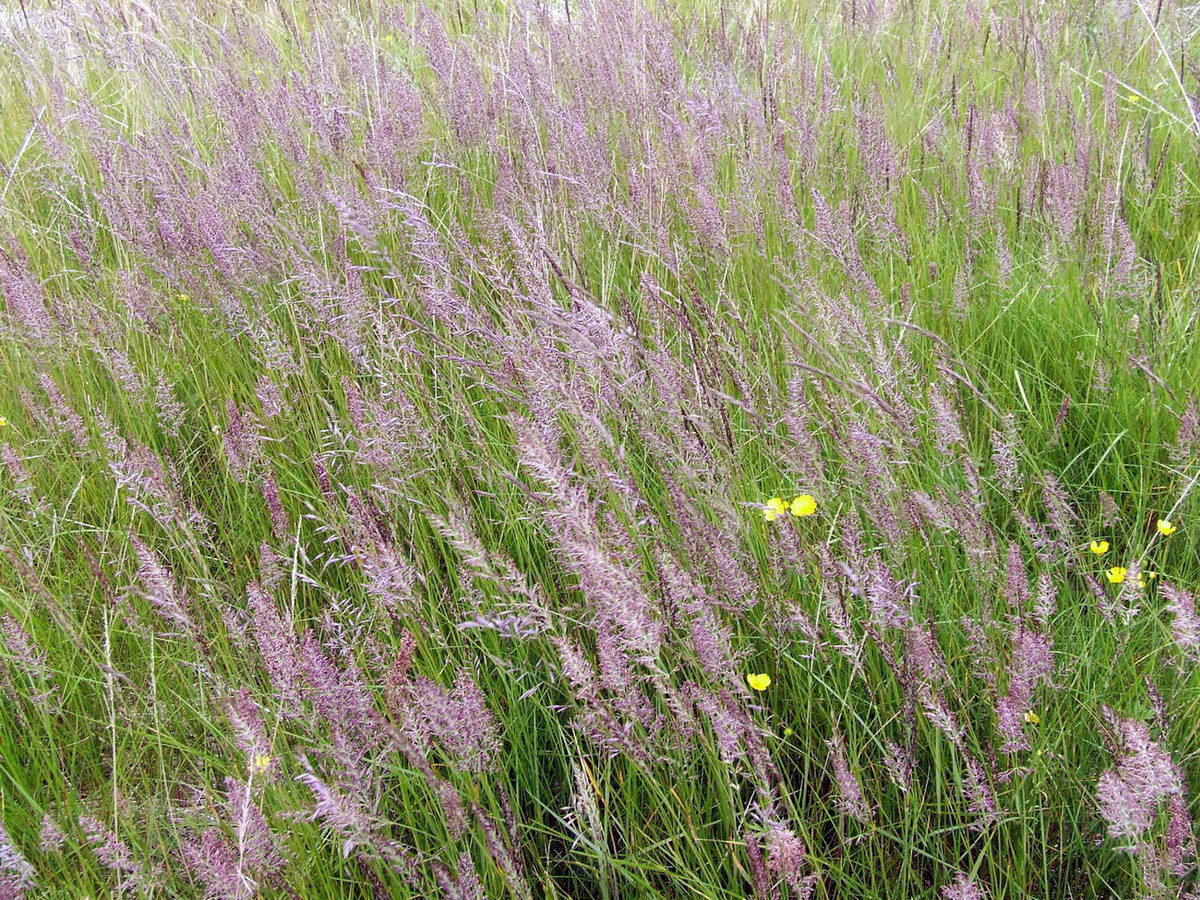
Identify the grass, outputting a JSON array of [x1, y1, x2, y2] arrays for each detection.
[[2, 0, 1200, 897]]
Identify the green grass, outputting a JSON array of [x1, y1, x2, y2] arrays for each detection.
[[2, 0, 1200, 897]]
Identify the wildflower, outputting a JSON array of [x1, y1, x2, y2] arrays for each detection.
[[1127, 92, 1141, 103], [762, 498, 788, 522], [250, 754, 272, 776], [790, 494, 817, 517], [1024, 710, 1040, 725], [1157, 519, 1177, 536], [782, 726, 794, 737], [1138, 571, 1158, 588], [746, 673, 772, 691], [0, 417, 7, 427], [1089, 540, 1109, 555], [1106, 566, 1128, 584]]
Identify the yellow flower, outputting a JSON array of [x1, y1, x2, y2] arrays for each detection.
[[1127, 92, 1141, 102], [1157, 519, 1177, 536], [1089, 540, 1109, 555], [1138, 571, 1158, 588], [762, 498, 788, 522], [250, 753, 272, 775], [0, 417, 7, 427], [790, 494, 817, 517], [1024, 710, 1040, 725], [746, 673, 772, 691], [1106, 566, 1127, 584]]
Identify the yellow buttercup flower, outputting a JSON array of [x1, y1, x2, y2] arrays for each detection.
[[1106, 566, 1128, 584], [763, 498, 788, 522], [790, 494, 817, 517], [1089, 540, 1109, 555], [1127, 93, 1141, 102], [1157, 519, 1177, 536], [746, 673, 772, 691], [1024, 710, 1040, 725], [0, 416, 7, 427], [250, 753, 272, 775]]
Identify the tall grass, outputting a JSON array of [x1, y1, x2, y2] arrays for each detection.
[[2, 0, 1200, 897]]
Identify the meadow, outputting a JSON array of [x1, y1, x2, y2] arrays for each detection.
[[2, 0, 1200, 896]]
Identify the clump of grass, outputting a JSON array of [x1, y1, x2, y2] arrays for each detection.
[[2, 1, 1200, 897]]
